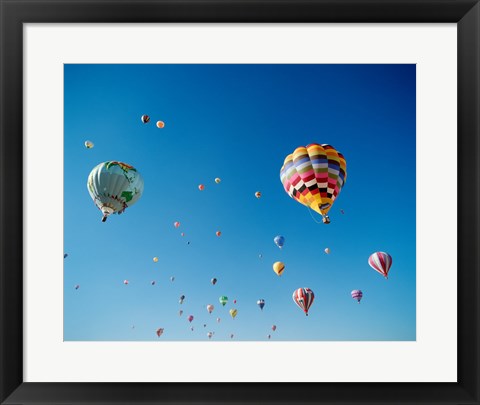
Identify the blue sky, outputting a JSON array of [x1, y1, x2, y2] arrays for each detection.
[[64, 64, 416, 341]]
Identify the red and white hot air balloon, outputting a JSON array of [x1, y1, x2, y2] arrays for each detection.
[[368, 252, 392, 279], [292, 287, 315, 316]]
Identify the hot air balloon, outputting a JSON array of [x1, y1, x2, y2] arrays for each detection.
[[74, 285, 80, 290], [170, 276, 175, 282], [272, 325, 277, 332], [64, 253, 68, 259], [141, 114, 150, 123], [229, 308, 238, 319], [216, 231, 222, 237], [267, 334, 271, 339], [198, 184, 205, 191], [257, 299, 265, 310], [340, 209, 345, 214], [151, 281, 156, 285], [123, 280, 129, 285], [292, 287, 315, 316], [207, 304, 214, 314], [179, 310, 183, 316], [153, 257, 159, 263], [84, 140, 94, 149], [211, 278, 217, 285], [216, 317, 221, 323], [351, 290, 363, 303], [324, 248, 331, 254], [274, 235, 285, 249], [207, 332, 213, 339], [273, 261, 285, 276], [187, 315, 194, 323], [255, 191, 261, 198], [215, 178, 221, 184], [156, 120, 165, 128], [156, 328, 164, 337], [179, 295, 185, 304], [230, 334, 234, 339], [190, 327, 194, 331], [368, 252, 392, 279], [174, 221, 180, 228], [180, 232, 185, 237], [87, 161, 144, 222], [258, 254, 263, 259], [233, 299, 237, 304], [280, 143, 347, 224], [219, 296, 228, 306]]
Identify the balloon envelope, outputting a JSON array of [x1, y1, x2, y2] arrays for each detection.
[[156, 328, 164, 337], [257, 299, 265, 310], [229, 308, 238, 319], [351, 289, 363, 303], [84, 140, 94, 149], [368, 252, 392, 278], [207, 304, 214, 314], [274, 235, 285, 249], [292, 287, 315, 315], [219, 296, 228, 306], [273, 261, 285, 276], [141, 114, 150, 123], [156, 120, 165, 128], [255, 191, 261, 198]]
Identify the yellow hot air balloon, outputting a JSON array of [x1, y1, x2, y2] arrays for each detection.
[[280, 143, 347, 224], [229, 308, 238, 319], [84, 140, 94, 149], [215, 178, 221, 184], [153, 257, 159, 263], [273, 261, 285, 276]]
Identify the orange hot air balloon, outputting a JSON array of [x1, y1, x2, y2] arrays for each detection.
[[198, 184, 205, 191], [156, 121, 165, 128]]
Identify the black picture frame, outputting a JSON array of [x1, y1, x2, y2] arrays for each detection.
[[1, 1, 479, 404]]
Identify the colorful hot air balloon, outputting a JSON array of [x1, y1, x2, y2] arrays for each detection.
[[233, 299, 237, 304], [179, 295, 185, 304], [280, 143, 347, 224], [215, 178, 221, 184], [216, 317, 221, 323], [123, 280, 129, 285], [255, 191, 261, 198], [274, 235, 285, 249], [207, 332, 213, 339], [198, 184, 205, 191], [272, 325, 277, 332], [351, 290, 363, 303], [187, 315, 194, 323], [156, 120, 165, 128], [229, 308, 238, 319], [292, 287, 315, 316], [87, 161, 144, 222], [324, 248, 331, 254], [257, 299, 265, 310], [153, 257, 159, 263], [174, 221, 180, 228], [368, 252, 392, 279], [216, 231, 222, 237], [74, 285, 80, 290], [211, 278, 217, 285], [84, 140, 94, 149], [141, 114, 150, 123], [180, 232, 185, 237], [273, 261, 285, 276], [219, 296, 228, 306], [156, 328, 164, 337], [207, 304, 214, 314]]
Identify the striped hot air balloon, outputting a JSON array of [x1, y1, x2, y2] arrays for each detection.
[[368, 252, 392, 279], [351, 290, 363, 303], [280, 143, 347, 224], [292, 287, 315, 316]]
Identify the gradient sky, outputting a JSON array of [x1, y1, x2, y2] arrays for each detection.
[[64, 64, 416, 341]]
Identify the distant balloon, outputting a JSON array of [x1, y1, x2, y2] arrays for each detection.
[[255, 191, 261, 199], [87, 161, 144, 222], [230, 334, 234, 339], [258, 254, 263, 259], [216, 317, 221, 323], [64, 253, 68, 259], [203, 324, 207, 328], [211, 278, 217, 285], [233, 299, 237, 304], [179, 310, 183, 316], [280, 143, 347, 224], [179, 295, 185, 304], [215, 178, 221, 184], [292, 287, 315, 316], [84, 140, 94, 149], [272, 325, 277, 332], [141, 114, 150, 123], [151, 281, 156, 285], [180, 232, 185, 237], [219, 296, 228, 306], [174, 221, 180, 228], [351, 290, 363, 303], [190, 327, 194, 331], [273, 261, 285, 276], [75, 285, 80, 290], [324, 248, 331, 254], [156, 328, 164, 337], [207, 332, 213, 339], [170, 276, 175, 282], [187, 315, 194, 323], [267, 334, 271, 339], [207, 304, 214, 314], [216, 231, 222, 237], [123, 280, 129, 285], [156, 120, 165, 128], [153, 257, 159, 263], [198, 184, 205, 191], [340, 209, 345, 215], [257, 299, 265, 310], [274, 235, 285, 249], [229, 308, 238, 319], [368, 252, 392, 279]]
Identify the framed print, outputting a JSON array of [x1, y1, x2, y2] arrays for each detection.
[[1, 1, 479, 404]]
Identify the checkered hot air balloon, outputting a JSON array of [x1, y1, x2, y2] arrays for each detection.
[[292, 287, 315, 316], [368, 252, 392, 279], [280, 143, 347, 224]]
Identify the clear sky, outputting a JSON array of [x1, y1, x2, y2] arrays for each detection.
[[64, 64, 416, 341]]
